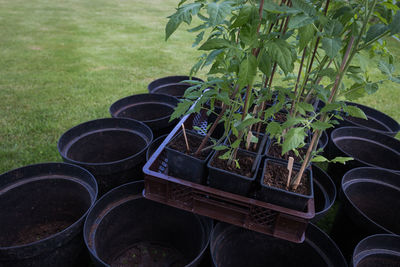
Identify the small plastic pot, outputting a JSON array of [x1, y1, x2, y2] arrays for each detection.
[[330, 167, 400, 260], [327, 126, 400, 186], [58, 118, 153, 196], [258, 158, 313, 211], [84, 181, 213, 267], [210, 223, 347, 267], [0, 163, 98, 267], [352, 234, 400, 267], [147, 75, 203, 93], [152, 83, 193, 98], [166, 130, 213, 184], [208, 150, 261, 196], [109, 93, 179, 138], [312, 164, 336, 222]]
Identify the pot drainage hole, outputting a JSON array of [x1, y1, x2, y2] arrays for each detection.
[[111, 241, 187, 267]]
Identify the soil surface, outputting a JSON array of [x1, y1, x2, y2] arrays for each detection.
[[110, 241, 186, 267], [267, 142, 307, 163], [167, 132, 212, 160], [273, 112, 287, 123], [11, 221, 71, 246], [210, 150, 255, 178], [263, 163, 310, 195]]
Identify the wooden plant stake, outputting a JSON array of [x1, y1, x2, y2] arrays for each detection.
[[181, 124, 190, 152], [286, 157, 294, 189], [246, 131, 254, 150]]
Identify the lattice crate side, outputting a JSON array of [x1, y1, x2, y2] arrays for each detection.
[[249, 206, 278, 227]]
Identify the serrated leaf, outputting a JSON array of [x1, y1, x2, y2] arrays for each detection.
[[237, 117, 261, 132], [298, 24, 314, 51], [166, 14, 183, 41], [218, 150, 231, 160], [263, 1, 299, 14], [389, 11, 400, 34], [165, 3, 202, 40], [258, 49, 272, 76], [331, 156, 353, 164], [282, 128, 306, 155], [231, 5, 252, 28], [298, 102, 314, 112], [268, 39, 294, 74], [238, 54, 257, 88], [318, 68, 336, 81], [192, 31, 205, 47], [365, 83, 379, 95], [322, 37, 341, 58], [170, 100, 193, 121], [320, 102, 341, 113], [365, 24, 388, 43], [390, 76, 400, 83], [378, 61, 395, 76], [312, 155, 329, 162], [207, 1, 232, 26], [343, 105, 367, 120], [199, 38, 231, 50], [311, 120, 333, 131], [214, 145, 228, 151], [288, 14, 314, 29], [291, 0, 316, 16], [265, 121, 282, 137], [204, 49, 224, 66]]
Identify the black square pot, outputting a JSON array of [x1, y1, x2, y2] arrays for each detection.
[[165, 130, 213, 184], [207, 149, 261, 196], [258, 158, 313, 211]]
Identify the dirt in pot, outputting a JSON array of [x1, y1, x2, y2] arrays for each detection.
[[268, 142, 307, 163], [210, 150, 255, 178], [273, 113, 287, 123], [263, 163, 310, 195], [168, 132, 212, 160], [110, 241, 187, 267], [11, 221, 72, 246]]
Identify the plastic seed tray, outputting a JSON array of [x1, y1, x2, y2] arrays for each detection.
[[143, 110, 315, 243]]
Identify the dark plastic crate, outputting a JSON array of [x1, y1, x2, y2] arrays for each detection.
[[143, 109, 315, 243]]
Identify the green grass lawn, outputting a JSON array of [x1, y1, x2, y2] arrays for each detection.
[[0, 0, 399, 174]]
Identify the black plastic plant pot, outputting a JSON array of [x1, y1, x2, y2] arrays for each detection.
[[58, 118, 153, 196], [327, 126, 400, 186], [311, 164, 336, 223], [341, 102, 400, 137], [152, 83, 193, 99], [210, 223, 347, 267], [109, 93, 179, 138], [146, 134, 168, 161], [208, 149, 261, 196], [258, 158, 313, 211], [0, 162, 98, 267], [352, 234, 400, 267], [147, 75, 203, 93], [84, 181, 213, 267], [165, 130, 213, 184], [330, 167, 400, 261]]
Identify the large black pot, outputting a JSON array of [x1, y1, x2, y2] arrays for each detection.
[[327, 126, 400, 186], [312, 164, 336, 223], [152, 83, 193, 99], [58, 118, 153, 196], [147, 75, 203, 93], [352, 234, 400, 267], [110, 93, 179, 138], [84, 181, 213, 267], [0, 163, 98, 267], [330, 167, 400, 261], [210, 223, 347, 267]]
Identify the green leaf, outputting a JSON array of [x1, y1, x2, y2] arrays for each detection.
[[298, 24, 315, 51], [263, 1, 299, 14], [365, 24, 388, 43], [165, 3, 202, 40], [207, 1, 232, 26], [365, 83, 379, 95], [311, 155, 329, 162], [320, 102, 341, 113], [291, 0, 316, 16], [331, 156, 353, 164], [298, 102, 314, 113], [311, 121, 333, 131], [258, 49, 272, 76], [199, 38, 231, 50], [204, 49, 223, 66], [192, 31, 205, 47], [170, 100, 193, 121], [282, 128, 306, 155], [268, 39, 294, 74], [166, 14, 183, 41], [265, 121, 282, 137], [378, 61, 395, 76], [231, 5, 252, 28], [324, 20, 343, 37], [238, 54, 257, 88], [322, 37, 341, 58], [237, 117, 261, 132], [218, 150, 231, 160], [288, 14, 314, 29], [214, 145, 228, 151], [389, 11, 400, 34], [390, 76, 400, 84], [343, 105, 367, 120], [318, 68, 336, 81]]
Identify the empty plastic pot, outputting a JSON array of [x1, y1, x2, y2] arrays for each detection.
[[147, 75, 203, 93]]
